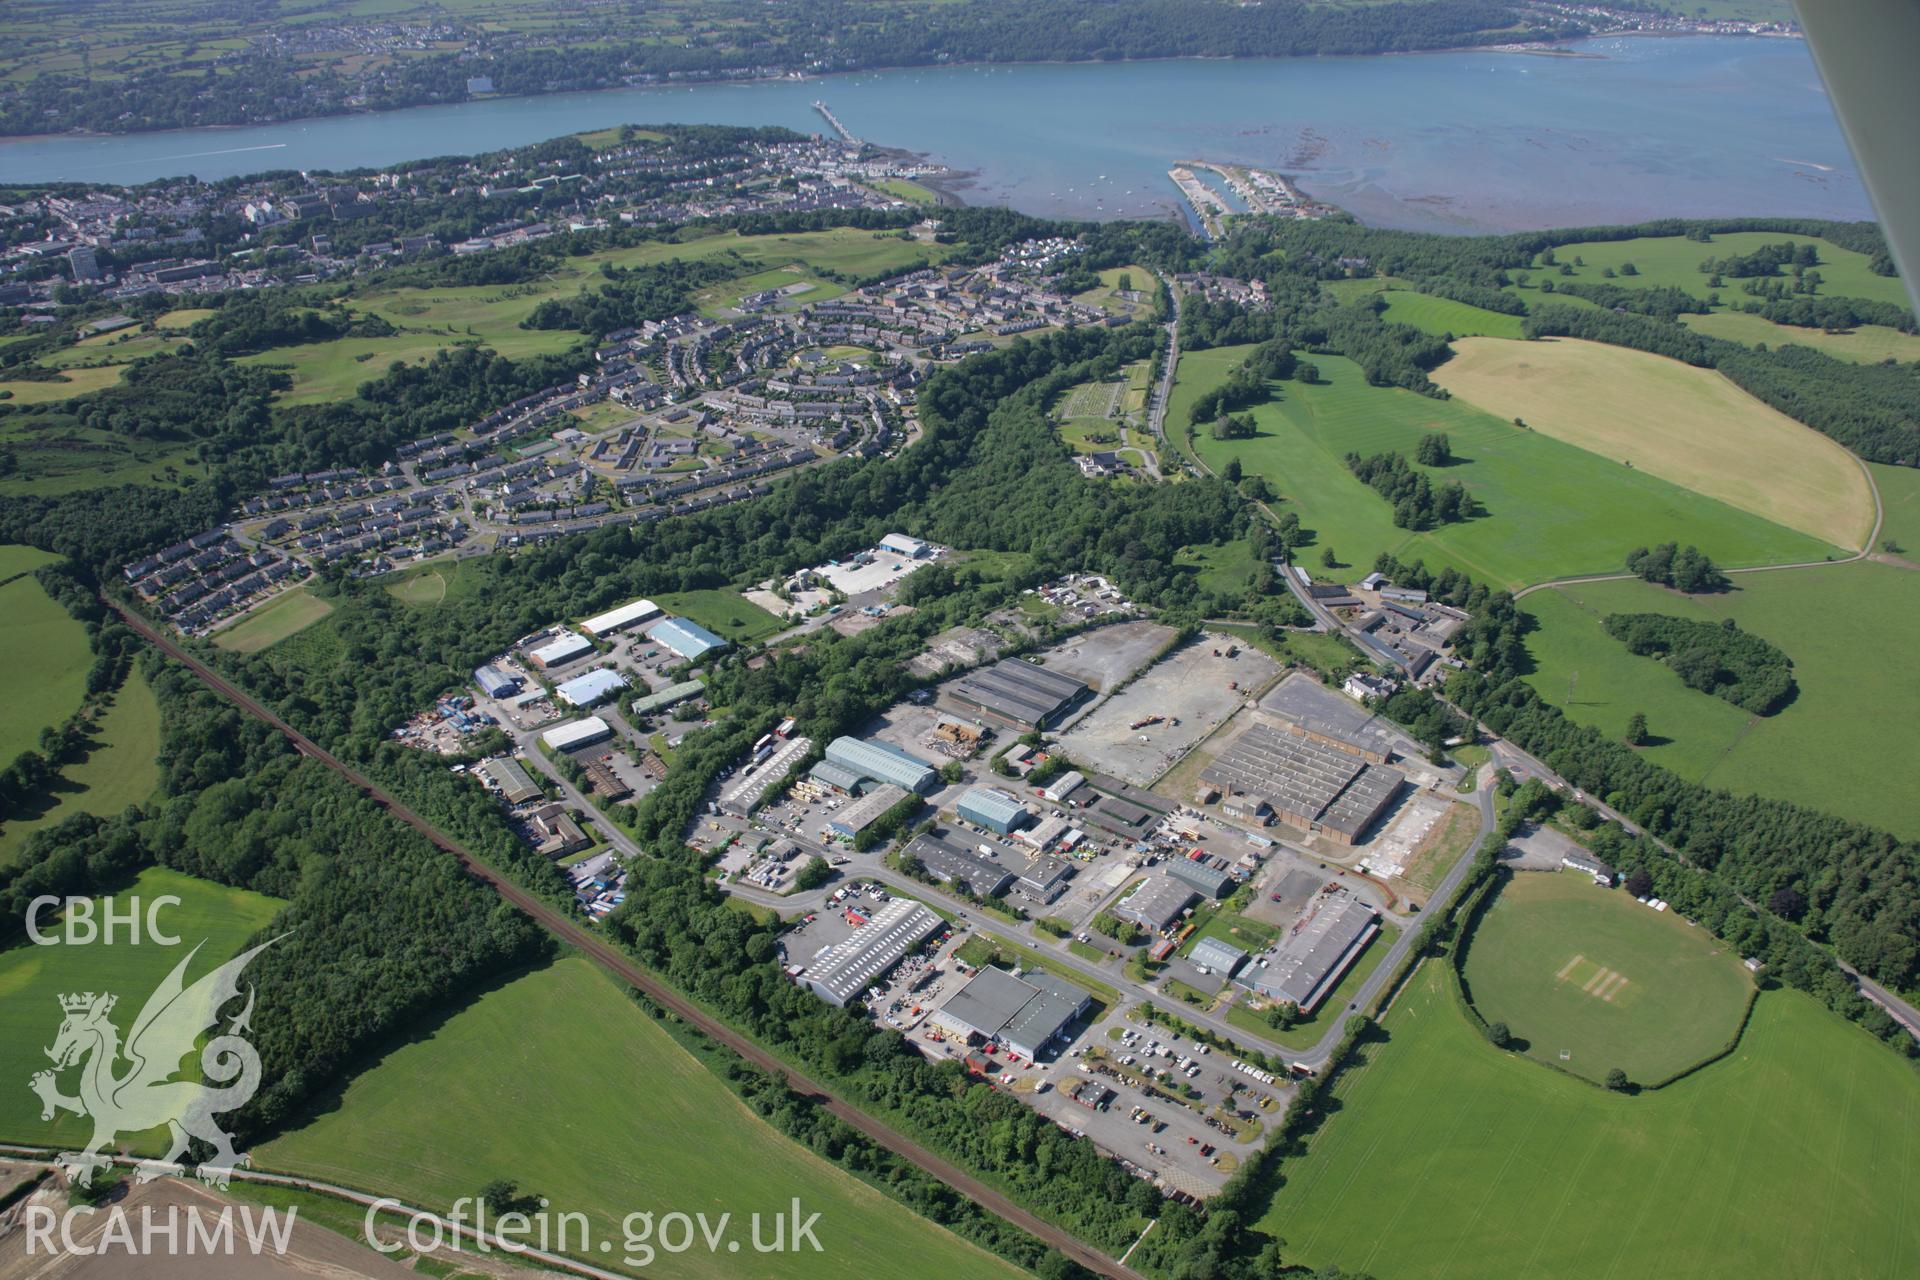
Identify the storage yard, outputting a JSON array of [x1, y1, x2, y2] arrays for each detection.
[[1058, 633, 1280, 785]]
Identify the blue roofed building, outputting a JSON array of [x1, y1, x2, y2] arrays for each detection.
[[956, 787, 1030, 836], [824, 736, 938, 794], [647, 616, 729, 661]]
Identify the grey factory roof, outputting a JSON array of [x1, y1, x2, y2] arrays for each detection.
[[808, 759, 870, 794], [1164, 858, 1234, 899], [1113, 874, 1198, 932], [935, 965, 1089, 1057], [1258, 674, 1400, 761], [1241, 891, 1379, 1012], [905, 832, 1015, 896], [1202, 723, 1402, 838], [947, 657, 1091, 728], [1188, 936, 1247, 977], [827, 783, 911, 835], [802, 899, 944, 1006]]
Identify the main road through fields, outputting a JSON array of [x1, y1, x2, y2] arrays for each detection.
[[102, 595, 1148, 1280]]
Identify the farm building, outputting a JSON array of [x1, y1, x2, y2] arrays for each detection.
[[956, 787, 1030, 835], [801, 898, 944, 1006], [1188, 936, 1247, 978], [826, 784, 911, 840], [477, 757, 541, 805], [580, 598, 661, 638], [647, 617, 729, 661], [542, 717, 613, 753], [556, 668, 628, 708], [474, 664, 522, 698], [947, 658, 1091, 730], [1112, 874, 1198, 934], [1238, 888, 1378, 1012], [528, 631, 594, 669], [630, 678, 704, 717], [1562, 848, 1617, 884], [824, 736, 938, 794], [1165, 858, 1235, 899], [905, 832, 1014, 896], [932, 966, 1090, 1061]]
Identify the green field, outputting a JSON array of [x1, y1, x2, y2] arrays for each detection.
[[1433, 337, 1873, 549], [1519, 231, 1912, 311], [260, 955, 1021, 1280], [0, 364, 127, 404], [870, 177, 940, 204], [0, 569, 92, 762], [0, 668, 162, 867], [212, 587, 334, 653], [1873, 461, 1920, 556], [1462, 872, 1752, 1085], [1255, 962, 1920, 1280], [0, 866, 285, 1147], [1171, 345, 1835, 589], [1682, 308, 1920, 365], [1521, 562, 1920, 838], [652, 589, 784, 643], [0, 544, 58, 580], [694, 263, 845, 317]]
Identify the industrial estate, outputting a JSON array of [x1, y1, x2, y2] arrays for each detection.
[[1, 5, 1917, 1280]]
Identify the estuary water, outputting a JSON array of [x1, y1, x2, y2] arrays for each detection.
[[0, 36, 1867, 233]]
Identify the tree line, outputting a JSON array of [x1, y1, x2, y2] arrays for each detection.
[[1603, 612, 1796, 715]]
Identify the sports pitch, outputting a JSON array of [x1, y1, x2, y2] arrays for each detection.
[[260, 955, 1023, 1280], [1461, 871, 1752, 1085], [1256, 962, 1920, 1280]]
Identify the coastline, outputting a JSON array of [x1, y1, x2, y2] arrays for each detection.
[[0, 30, 1802, 147]]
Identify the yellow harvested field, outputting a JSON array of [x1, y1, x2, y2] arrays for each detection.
[[1432, 337, 1872, 550]]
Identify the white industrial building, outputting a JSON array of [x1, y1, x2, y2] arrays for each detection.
[[528, 631, 594, 669], [801, 899, 944, 1006], [580, 598, 662, 638], [555, 667, 628, 708], [542, 716, 613, 752]]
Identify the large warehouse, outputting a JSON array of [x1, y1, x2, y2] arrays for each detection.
[[947, 658, 1091, 730], [905, 832, 1015, 896], [802, 899, 944, 1006], [825, 736, 938, 794], [528, 631, 594, 669], [932, 966, 1090, 1061], [474, 664, 522, 698], [956, 786, 1030, 836], [477, 756, 541, 805], [648, 616, 729, 661], [719, 735, 812, 815], [580, 598, 661, 638], [542, 716, 612, 752], [1165, 858, 1234, 899], [555, 667, 628, 708], [1200, 722, 1405, 844], [1112, 874, 1197, 934], [1238, 888, 1379, 1012], [827, 783, 911, 840]]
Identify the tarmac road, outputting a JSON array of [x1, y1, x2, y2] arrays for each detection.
[[101, 595, 1148, 1280]]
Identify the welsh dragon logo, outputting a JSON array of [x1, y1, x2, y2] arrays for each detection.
[[29, 938, 278, 1188]]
